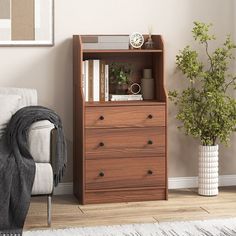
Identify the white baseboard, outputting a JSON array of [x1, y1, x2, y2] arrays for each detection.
[[168, 175, 236, 189], [54, 175, 236, 195], [168, 176, 198, 189]]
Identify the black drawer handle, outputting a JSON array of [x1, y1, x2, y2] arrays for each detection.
[[99, 172, 105, 177], [99, 116, 104, 120], [148, 114, 153, 119], [99, 142, 104, 147], [147, 140, 153, 145], [147, 170, 153, 175]]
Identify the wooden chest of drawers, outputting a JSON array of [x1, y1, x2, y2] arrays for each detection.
[[77, 103, 167, 204], [73, 35, 167, 204]]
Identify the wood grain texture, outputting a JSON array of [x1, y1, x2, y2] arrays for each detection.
[[84, 188, 166, 204], [86, 101, 166, 107], [86, 157, 165, 190], [85, 105, 166, 128], [73, 35, 167, 204], [83, 49, 163, 53], [85, 127, 165, 159], [24, 187, 236, 229], [73, 35, 85, 203]]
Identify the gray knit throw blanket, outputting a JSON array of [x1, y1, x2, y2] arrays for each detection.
[[0, 106, 67, 235]]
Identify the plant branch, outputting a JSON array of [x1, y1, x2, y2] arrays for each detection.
[[224, 76, 236, 92], [205, 41, 213, 72]]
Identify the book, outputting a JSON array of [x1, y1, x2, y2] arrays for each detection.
[[88, 60, 94, 102], [105, 65, 109, 101], [81, 35, 129, 43], [84, 60, 89, 101], [82, 61, 85, 98], [83, 43, 129, 50], [93, 60, 100, 102], [110, 94, 143, 101], [84, 60, 109, 102], [98, 36, 129, 43], [100, 61, 106, 102], [81, 36, 98, 43]]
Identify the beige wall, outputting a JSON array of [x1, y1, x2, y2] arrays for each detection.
[[0, 0, 235, 182]]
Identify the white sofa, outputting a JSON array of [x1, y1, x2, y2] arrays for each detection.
[[0, 87, 54, 226]]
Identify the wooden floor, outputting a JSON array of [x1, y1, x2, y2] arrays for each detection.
[[24, 187, 236, 230]]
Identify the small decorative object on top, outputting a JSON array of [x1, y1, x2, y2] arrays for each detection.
[[145, 26, 155, 49], [129, 32, 144, 49], [141, 69, 154, 99], [109, 63, 132, 95]]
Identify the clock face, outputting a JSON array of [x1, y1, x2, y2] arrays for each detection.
[[129, 32, 144, 49]]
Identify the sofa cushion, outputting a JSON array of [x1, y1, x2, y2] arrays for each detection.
[[0, 87, 37, 109], [32, 163, 53, 195], [0, 95, 21, 138]]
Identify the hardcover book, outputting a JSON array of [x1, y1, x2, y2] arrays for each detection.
[[93, 60, 100, 102], [81, 35, 129, 43], [110, 94, 143, 101], [105, 65, 109, 101], [83, 43, 129, 50], [88, 60, 94, 102], [100, 61, 106, 102]]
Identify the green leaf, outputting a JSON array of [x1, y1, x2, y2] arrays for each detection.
[[169, 22, 236, 146]]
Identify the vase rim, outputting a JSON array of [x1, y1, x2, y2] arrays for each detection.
[[200, 145, 219, 147]]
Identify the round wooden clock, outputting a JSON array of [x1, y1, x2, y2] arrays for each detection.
[[129, 32, 144, 49]]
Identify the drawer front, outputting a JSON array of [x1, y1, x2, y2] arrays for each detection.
[[85, 105, 165, 128], [84, 188, 166, 204], [85, 127, 165, 159], [85, 157, 165, 190]]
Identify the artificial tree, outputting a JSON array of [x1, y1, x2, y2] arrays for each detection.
[[169, 22, 236, 196]]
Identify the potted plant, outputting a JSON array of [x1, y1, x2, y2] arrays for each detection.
[[109, 63, 132, 94], [169, 22, 236, 196]]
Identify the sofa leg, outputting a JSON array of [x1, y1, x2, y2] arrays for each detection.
[[47, 195, 52, 227]]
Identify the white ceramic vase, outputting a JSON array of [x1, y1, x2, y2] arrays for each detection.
[[198, 145, 219, 196]]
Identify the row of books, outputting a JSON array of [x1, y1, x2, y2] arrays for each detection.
[[82, 60, 109, 102], [82, 59, 144, 102], [81, 35, 129, 50]]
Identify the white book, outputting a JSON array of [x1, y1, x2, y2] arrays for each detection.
[[93, 60, 100, 101], [105, 65, 109, 101], [111, 95, 143, 98], [98, 36, 129, 43], [111, 97, 143, 101], [83, 43, 129, 50], [110, 94, 143, 101], [82, 61, 85, 98], [84, 60, 89, 102]]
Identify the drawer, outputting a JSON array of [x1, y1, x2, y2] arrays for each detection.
[[85, 157, 165, 190], [85, 105, 165, 128], [85, 127, 165, 159], [84, 188, 166, 204]]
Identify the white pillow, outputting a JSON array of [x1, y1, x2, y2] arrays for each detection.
[[0, 95, 21, 138]]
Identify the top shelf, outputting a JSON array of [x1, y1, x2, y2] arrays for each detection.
[[83, 49, 163, 53], [75, 34, 164, 53]]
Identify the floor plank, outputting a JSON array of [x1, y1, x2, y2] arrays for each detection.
[[24, 187, 236, 230]]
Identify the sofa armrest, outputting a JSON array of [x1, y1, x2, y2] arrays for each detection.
[[28, 120, 54, 163]]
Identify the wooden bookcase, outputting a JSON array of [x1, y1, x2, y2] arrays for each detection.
[[73, 35, 167, 204]]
